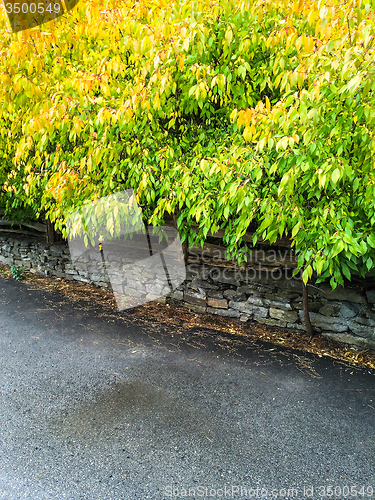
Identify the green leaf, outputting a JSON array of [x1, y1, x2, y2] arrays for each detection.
[[315, 256, 325, 275], [223, 204, 230, 219], [331, 168, 340, 184], [341, 262, 351, 280], [258, 217, 272, 233], [276, 136, 289, 152], [367, 233, 375, 248], [346, 74, 363, 95], [225, 28, 233, 46], [330, 276, 337, 290], [302, 267, 309, 285], [292, 222, 300, 238], [331, 240, 344, 258]]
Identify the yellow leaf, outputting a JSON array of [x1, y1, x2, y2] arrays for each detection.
[[183, 37, 189, 51], [307, 9, 317, 25], [225, 28, 233, 46], [243, 126, 252, 142], [303, 35, 309, 52], [87, 156, 93, 171], [153, 94, 160, 110], [265, 96, 271, 113], [292, 134, 300, 143]]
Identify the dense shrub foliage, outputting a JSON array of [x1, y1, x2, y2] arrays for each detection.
[[0, 0, 375, 288]]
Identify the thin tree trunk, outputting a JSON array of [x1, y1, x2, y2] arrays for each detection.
[[46, 219, 63, 243], [173, 214, 188, 266], [181, 239, 188, 266], [46, 219, 55, 243], [302, 280, 314, 341]]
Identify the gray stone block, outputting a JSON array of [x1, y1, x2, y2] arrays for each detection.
[[317, 285, 366, 304], [291, 301, 322, 312], [348, 321, 375, 339], [340, 303, 359, 319], [52, 270, 66, 278], [65, 269, 79, 275], [184, 303, 206, 314], [366, 289, 375, 304], [190, 279, 219, 291], [207, 297, 228, 309], [169, 290, 184, 301], [239, 314, 251, 322], [207, 290, 224, 299], [90, 274, 108, 282], [254, 317, 287, 328], [319, 305, 339, 317], [228, 301, 268, 318], [49, 246, 64, 256], [184, 292, 206, 306], [299, 311, 348, 332], [255, 284, 277, 294], [74, 276, 90, 283], [0, 257, 12, 265], [322, 332, 375, 350], [263, 299, 292, 310], [287, 322, 307, 331], [354, 316, 375, 327], [247, 296, 264, 306], [223, 289, 246, 301], [269, 308, 298, 323], [207, 307, 240, 318], [237, 284, 257, 294], [64, 264, 76, 271]]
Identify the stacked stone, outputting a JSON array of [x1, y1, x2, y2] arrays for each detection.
[[0, 233, 374, 349], [0, 234, 110, 287], [169, 266, 375, 350]]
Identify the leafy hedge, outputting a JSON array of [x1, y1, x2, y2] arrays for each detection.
[[0, 0, 375, 289]]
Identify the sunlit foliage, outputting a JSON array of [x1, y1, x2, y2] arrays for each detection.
[[0, 0, 375, 288]]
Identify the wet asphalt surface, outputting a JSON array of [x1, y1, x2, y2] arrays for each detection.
[[0, 276, 374, 500]]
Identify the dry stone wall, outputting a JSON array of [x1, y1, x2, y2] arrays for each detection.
[[0, 233, 374, 350]]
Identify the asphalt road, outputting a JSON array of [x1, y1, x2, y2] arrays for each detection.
[[0, 276, 374, 500]]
